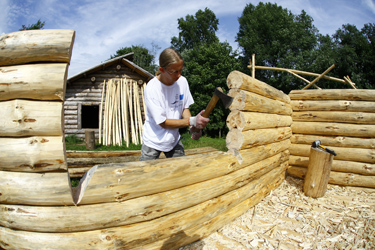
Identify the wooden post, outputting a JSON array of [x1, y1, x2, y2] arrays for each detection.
[[85, 130, 96, 150], [303, 147, 333, 198]]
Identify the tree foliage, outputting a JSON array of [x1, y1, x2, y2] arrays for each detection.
[[110, 45, 158, 74], [19, 19, 45, 30]]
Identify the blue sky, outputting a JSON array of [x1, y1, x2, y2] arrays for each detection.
[[1, 0, 374, 77]]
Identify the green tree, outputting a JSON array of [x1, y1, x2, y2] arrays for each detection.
[[236, 2, 319, 93], [19, 19, 45, 30], [171, 7, 219, 52], [110, 45, 158, 74]]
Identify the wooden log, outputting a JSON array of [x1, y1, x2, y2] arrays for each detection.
[[0, 163, 286, 249], [84, 130, 96, 150], [291, 100, 375, 112], [0, 154, 288, 233], [291, 121, 375, 138], [0, 63, 68, 101], [289, 89, 375, 101], [302, 64, 335, 90], [226, 110, 292, 131], [75, 140, 289, 205], [227, 70, 290, 103], [0, 100, 63, 137], [303, 147, 333, 198], [289, 143, 375, 163], [292, 111, 375, 124], [0, 171, 74, 205], [228, 88, 292, 115], [226, 127, 292, 150], [289, 155, 375, 176], [0, 136, 66, 172], [287, 166, 375, 188], [291, 134, 375, 149], [0, 29, 75, 66], [99, 80, 106, 144]]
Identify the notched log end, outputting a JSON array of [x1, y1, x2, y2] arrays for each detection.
[[227, 110, 245, 131], [227, 149, 243, 165], [73, 165, 98, 205]]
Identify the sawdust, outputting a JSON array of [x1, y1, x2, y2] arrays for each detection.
[[180, 176, 375, 250]]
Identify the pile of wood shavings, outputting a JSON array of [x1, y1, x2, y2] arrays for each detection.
[[180, 176, 375, 250]]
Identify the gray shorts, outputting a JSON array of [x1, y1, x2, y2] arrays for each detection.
[[139, 140, 185, 161]]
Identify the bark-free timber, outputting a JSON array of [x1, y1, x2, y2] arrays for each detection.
[[291, 100, 375, 112], [0, 154, 288, 233], [227, 70, 290, 103], [0, 99, 63, 137], [0, 29, 75, 66], [292, 111, 375, 124], [0, 136, 66, 172], [291, 121, 375, 138], [0, 63, 68, 101], [0, 163, 287, 250], [287, 166, 375, 188], [289, 89, 375, 101], [228, 88, 292, 115], [291, 134, 375, 149], [226, 110, 292, 131], [226, 127, 292, 150], [303, 147, 333, 198]]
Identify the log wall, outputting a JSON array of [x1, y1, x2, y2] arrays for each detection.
[[287, 89, 375, 188]]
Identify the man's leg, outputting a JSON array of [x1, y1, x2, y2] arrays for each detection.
[[140, 144, 162, 161], [164, 140, 185, 158]]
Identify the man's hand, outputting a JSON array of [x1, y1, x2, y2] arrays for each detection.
[[190, 127, 202, 140], [189, 110, 209, 129]]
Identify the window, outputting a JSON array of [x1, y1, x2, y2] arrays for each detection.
[[81, 105, 99, 129]]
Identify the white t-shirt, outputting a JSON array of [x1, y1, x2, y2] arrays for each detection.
[[142, 76, 194, 152]]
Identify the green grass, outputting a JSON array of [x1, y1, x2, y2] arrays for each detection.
[[65, 133, 227, 152]]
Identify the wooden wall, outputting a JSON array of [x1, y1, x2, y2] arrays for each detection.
[[287, 89, 375, 188], [64, 63, 147, 142]]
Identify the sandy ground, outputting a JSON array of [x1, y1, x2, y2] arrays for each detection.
[[179, 176, 375, 250]]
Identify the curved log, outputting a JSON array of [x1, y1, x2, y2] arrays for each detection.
[[227, 70, 290, 103], [228, 88, 292, 115], [289, 89, 375, 101], [291, 121, 375, 138], [226, 110, 292, 131], [0, 136, 66, 172], [0, 29, 75, 66], [0, 100, 63, 137], [0, 154, 288, 233], [0, 63, 68, 101]]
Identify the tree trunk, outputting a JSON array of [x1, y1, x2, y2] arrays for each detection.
[[291, 100, 375, 112], [0, 63, 68, 101], [289, 89, 375, 101], [226, 110, 292, 131], [0, 100, 63, 137], [303, 147, 333, 198], [228, 88, 292, 115], [0, 29, 75, 66], [227, 70, 290, 103]]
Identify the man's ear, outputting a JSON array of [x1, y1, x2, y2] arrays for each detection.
[[159, 67, 165, 73]]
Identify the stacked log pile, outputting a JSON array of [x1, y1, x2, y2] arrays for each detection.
[[287, 89, 375, 188]]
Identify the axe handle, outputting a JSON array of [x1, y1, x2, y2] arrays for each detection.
[[202, 94, 220, 118]]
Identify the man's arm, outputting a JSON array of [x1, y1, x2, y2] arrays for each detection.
[[159, 108, 191, 129]]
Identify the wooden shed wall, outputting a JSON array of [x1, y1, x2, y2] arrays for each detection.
[[64, 63, 148, 140]]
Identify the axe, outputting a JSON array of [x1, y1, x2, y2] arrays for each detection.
[[191, 87, 233, 131]]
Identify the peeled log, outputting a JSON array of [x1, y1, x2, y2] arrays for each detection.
[[0, 171, 74, 205], [0, 164, 286, 250], [0, 100, 63, 137], [0, 155, 288, 233], [289, 89, 375, 101], [288, 166, 375, 188], [0, 136, 66, 172], [227, 70, 290, 103], [226, 127, 292, 150], [291, 121, 375, 138], [76, 140, 290, 205], [228, 88, 292, 115], [291, 134, 375, 149], [226, 110, 292, 131], [292, 111, 375, 124], [0, 63, 68, 101], [289, 155, 375, 176], [290, 143, 375, 163], [0, 29, 75, 66], [291, 100, 375, 112]]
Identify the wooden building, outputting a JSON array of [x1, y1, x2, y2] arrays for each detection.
[[64, 53, 154, 144]]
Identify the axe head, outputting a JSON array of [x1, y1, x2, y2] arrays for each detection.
[[214, 87, 233, 109]]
